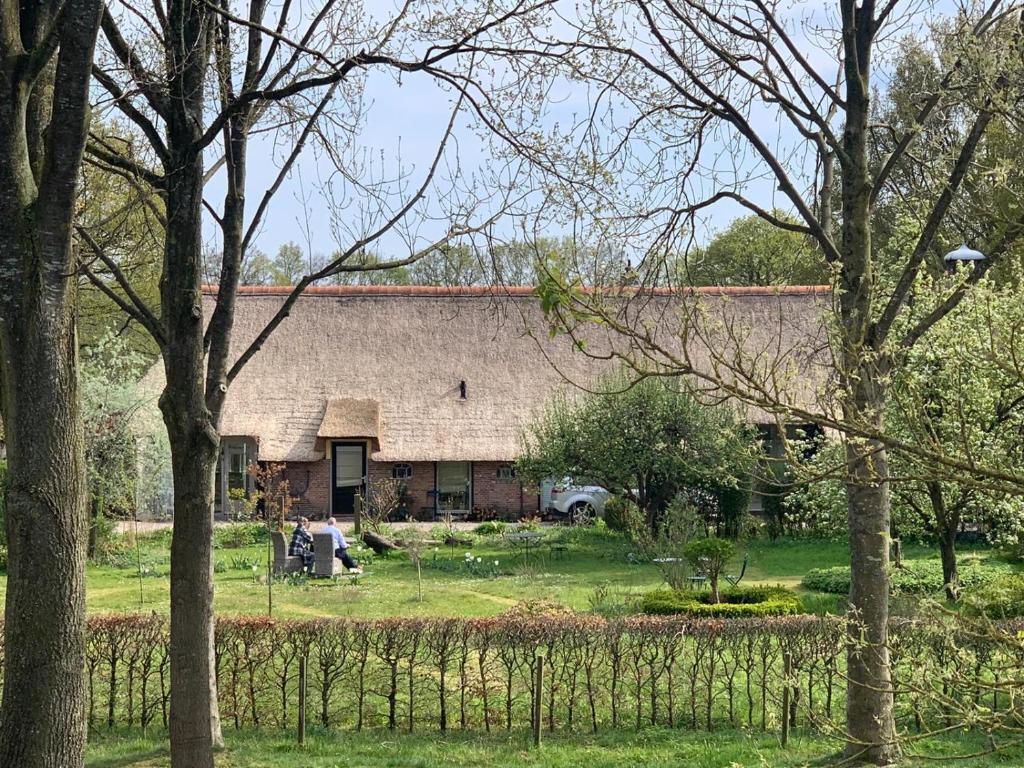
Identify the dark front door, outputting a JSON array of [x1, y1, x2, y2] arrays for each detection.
[[332, 442, 366, 517]]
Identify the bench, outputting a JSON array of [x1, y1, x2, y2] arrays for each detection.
[[271, 531, 304, 575], [312, 532, 362, 581]]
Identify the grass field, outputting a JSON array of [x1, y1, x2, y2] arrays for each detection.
[[85, 728, 1024, 768], [1, 524, 1012, 618]]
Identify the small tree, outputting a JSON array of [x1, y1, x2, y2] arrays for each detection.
[[402, 526, 429, 603], [631, 494, 702, 590], [361, 477, 405, 535], [247, 464, 294, 616], [518, 371, 755, 534], [683, 538, 735, 604], [81, 334, 158, 550]]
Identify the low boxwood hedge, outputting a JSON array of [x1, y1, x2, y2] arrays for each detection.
[[802, 558, 1013, 596], [641, 585, 801, 617]]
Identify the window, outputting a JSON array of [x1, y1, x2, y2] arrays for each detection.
[[436, 462, 471, 512], [496, 464, 516, 481], [215, 439, 254, 515], [392, 463, 413, 480], [334, 444, 364, 488]]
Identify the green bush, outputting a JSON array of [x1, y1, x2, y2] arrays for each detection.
[[965, 574, 1024, 619], [715, 484, 751, 539], [90, 514, 130, 566], [474, 521, 508, 536], [802, 557, 1014, 595], [641, 585, 801, 617], [603, 496, 639, 532], [214, 522, 269, 549], [683, 536, 735, 601]]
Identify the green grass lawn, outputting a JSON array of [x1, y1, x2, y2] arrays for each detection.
[[0, 525, 1009, 618], [86, 728, 1024, 768]]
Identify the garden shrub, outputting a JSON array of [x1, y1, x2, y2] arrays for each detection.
[[91, 519, 135, 568], [715, 484, 752, 539], [602, 496, 639, 532], [965, 574, 1024, 619], [214, 522, 269, 549], [682, 536, 735, 602], [474, 520, 508, 536], [802, 557, 1014, 595], [641, 585, 801, 617]]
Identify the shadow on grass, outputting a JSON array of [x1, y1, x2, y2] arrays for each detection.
[[87, 746, 167, 768]]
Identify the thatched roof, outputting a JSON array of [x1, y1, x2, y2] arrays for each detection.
[[146, 285, 831, 462], [317, 398, 380, 446]]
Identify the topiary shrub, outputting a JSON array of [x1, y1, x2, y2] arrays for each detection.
[[802, 557, 1014, 596], [683, 536, 735, 603], [641, 585, 801, 617]]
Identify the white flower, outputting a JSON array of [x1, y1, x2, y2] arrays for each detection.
[[476, 557, 482, 563], [494, 560, 499, 566], [251, 565, 259, 572]]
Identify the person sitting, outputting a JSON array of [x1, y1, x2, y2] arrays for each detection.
[[323, 516, 363, 574], [288, 517, 315, 573]]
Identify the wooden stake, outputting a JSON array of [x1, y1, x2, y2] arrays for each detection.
[[354, 494, 362, 536], [298, 655, 307, 745], [781, 651, 792, 747], [533, 652, 545, 749]]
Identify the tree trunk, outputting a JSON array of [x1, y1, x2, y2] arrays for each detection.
[[163, 411, 223, 765], [837, 9, 897, 759], [88, 493, 102, 560], [161, 150, 225, 766], [158, 3, 221, 764], [926, 481, 959, 601], [844, 434, 896, 765], [938, 531, 958, 602], [0, 1, 101, 764], [0, 269, 89, 768]]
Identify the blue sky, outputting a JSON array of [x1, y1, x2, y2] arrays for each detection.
[[199, 0, 959, 265]]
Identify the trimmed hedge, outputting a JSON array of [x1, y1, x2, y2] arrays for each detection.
[[3, 612, 1020, 737], [802, 558, 1014, 596], [641, 585, 801, 617]]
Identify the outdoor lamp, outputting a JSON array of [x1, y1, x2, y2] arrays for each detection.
[[943, 243, 985, 269]]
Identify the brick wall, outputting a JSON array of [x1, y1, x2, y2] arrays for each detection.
[[280, 457, 543, 521], [472, 461, 539, 520], [368, 460, 435, 520], [282, 459, 331, 519]]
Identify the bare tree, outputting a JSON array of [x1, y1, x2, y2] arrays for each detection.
[[0, 1, 103, 766], [463, 2, 1024, 763], [80, 1, 546, 765]]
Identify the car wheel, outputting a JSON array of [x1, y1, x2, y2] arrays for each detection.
[[570, 501, 597, 526]]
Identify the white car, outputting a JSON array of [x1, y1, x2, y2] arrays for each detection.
[[541, 478, 611, 524]]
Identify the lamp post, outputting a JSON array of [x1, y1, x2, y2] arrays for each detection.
[[944, 243, 985, 270]]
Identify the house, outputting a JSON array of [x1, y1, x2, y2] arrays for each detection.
[[161, 284, 830, 520]]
